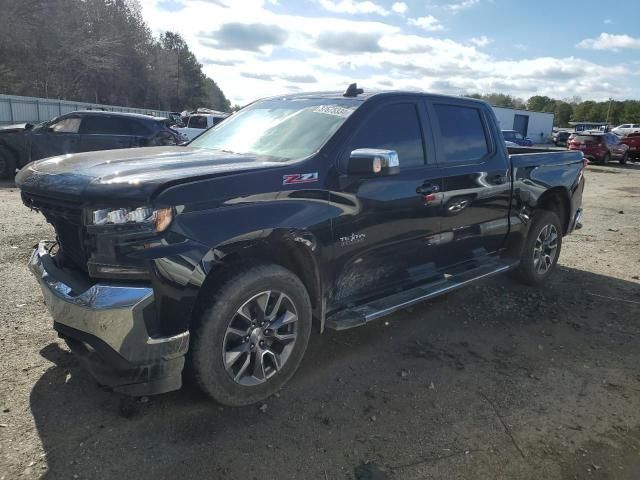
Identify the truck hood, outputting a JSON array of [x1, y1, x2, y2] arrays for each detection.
[[15, 146, 283, 203]]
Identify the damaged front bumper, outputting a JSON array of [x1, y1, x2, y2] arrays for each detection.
[[28, 242, 189, 396]]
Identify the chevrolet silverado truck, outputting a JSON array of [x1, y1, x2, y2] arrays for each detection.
[[16, 85, 585, 406]]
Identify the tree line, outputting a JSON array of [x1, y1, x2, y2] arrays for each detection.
[[465, 93, 640, 127], [0, 0, 231, 113]]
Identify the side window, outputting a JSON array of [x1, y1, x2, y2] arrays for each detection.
[[50, 117, 81, 133], [80, 115, 137, 135], [188, 116, 208, 129], [349, 103, 425, 168], [433, 104, 489, 163]]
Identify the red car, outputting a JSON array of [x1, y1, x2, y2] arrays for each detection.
[[621, 132, 640, 161], [568, 132, 629, 164]]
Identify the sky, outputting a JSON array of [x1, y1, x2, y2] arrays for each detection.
[[141, 0, 640, 106]]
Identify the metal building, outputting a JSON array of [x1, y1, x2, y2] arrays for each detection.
[[492, 106, 555, 144], [0, 94, 170, 126]]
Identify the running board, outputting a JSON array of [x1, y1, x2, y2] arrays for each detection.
[[325, 260, 516, 331]]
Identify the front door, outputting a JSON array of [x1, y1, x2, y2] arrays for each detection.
[[29, 115, 82, 161], [328, 98, 443, 311], [426, 100, 511, 267]]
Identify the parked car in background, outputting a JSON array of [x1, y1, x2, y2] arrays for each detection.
[[18, 87, 586, 405], [176, 112, 229, 141], [568, 132, 629, 164], [0, 111, 182, 179], [612, 123, 640, 136], [553, 131, 571, 146], [620, 132, 640, 161], [502, 129, 533, 146]]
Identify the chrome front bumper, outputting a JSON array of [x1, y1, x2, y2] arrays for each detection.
[[28, 242, 189, 395]]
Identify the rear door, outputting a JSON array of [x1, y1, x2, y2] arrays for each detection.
[[329, 97, 444, 309], [426, 100, 511, 267], [77, 115, 146, 151]]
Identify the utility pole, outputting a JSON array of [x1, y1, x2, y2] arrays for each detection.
[[605, 97, 612, 125]]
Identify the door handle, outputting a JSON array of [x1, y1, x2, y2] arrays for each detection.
[[416, 183, 440, 195]]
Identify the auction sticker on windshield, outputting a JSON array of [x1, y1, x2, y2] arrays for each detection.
[[313, 105, 355, 118]]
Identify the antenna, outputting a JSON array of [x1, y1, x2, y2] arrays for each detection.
[[343, 83, 364, 97]]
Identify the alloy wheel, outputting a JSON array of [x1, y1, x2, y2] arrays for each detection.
[[533, 224, 559, 274], [222, 290, 298, 386]]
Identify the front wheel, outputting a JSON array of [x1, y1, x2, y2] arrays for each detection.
[[513, 210, 563, 286], [189, 264, 312, 406], [0, 147, 16, 180]]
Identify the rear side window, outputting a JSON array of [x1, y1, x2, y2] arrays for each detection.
[[574, 135, 599, 142], [80, 116, 148, 136], [188, 116, 208, 129], [434, 104, 489, 163], [349, 103, 425, 168]]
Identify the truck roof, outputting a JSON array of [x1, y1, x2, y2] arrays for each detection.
[[262, 89, 490, 107]]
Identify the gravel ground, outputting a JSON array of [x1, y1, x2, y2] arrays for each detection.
[[0, 162, 639, 480]]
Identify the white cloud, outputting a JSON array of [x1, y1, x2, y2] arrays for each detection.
[[470, 35, 491, 47], [391, 2, 407, 14], [604, 18, 612, 24], [444, 0, 480, 12], [140, 0, 639, 105], [317, 0, 388, 16], [407, 15, 444, 31], [577, 32, 640, 51]]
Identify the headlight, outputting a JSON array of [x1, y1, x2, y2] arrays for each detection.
[[90, 206, 174, 233]]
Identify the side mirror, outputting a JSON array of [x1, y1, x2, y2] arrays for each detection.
[[347, 148, 400, 176]]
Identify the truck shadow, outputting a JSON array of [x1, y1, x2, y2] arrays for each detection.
[[30, 266, 640, 479]]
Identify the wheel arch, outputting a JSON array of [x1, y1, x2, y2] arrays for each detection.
[[535, 186, 571, 235], [192, 229, 325, 333]]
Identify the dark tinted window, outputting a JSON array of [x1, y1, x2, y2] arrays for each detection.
[[189, 115, 208, 129], [574, 135, 599, 142], [349, 103, 425, 167], [434, 104, 489, 163], [80, 115, 148, 135]]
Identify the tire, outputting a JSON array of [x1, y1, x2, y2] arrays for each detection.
[[601, 153, 610, 165], [0, 146, 17, 180], [513, 210, 563, 286], [620, 152, 628, 165], [189, 264, 312, 406]]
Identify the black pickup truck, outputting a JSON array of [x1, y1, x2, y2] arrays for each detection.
[[16, 86, 585, 406]]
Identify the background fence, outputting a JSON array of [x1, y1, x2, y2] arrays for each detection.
[[0, 94, 171, 126]]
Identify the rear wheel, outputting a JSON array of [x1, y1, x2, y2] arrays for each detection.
[[620, 152, 628, 165], [513, 210, 563, 286], [189, 264, 312, 406]]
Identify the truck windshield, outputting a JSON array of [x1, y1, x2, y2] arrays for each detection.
[[189, 98, 358, 161]]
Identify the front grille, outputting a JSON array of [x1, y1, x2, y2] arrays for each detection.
[[22, 193, 89, 271]]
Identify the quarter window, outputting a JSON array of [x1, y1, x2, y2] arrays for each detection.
[[434, 104, 489, 163], [349, 103, 425, 168]]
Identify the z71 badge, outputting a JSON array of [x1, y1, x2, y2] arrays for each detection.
[[282, 172, 319, 186]]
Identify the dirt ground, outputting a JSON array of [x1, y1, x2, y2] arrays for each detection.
[[0, 162, 639, 480]]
